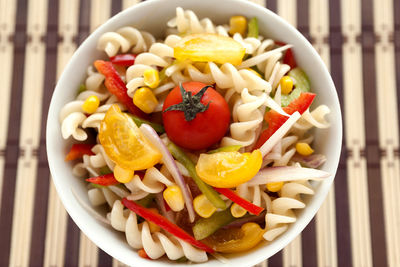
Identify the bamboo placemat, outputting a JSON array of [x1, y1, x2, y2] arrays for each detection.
[[0, 0, 399, 266]]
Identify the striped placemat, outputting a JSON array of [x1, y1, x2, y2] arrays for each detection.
[[0, 0, 399, 266]]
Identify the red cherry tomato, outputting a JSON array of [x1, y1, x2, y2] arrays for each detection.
[[162, 82, 230, 150]]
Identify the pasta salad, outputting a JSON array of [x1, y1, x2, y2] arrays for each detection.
[[60, 7, 331, 263]]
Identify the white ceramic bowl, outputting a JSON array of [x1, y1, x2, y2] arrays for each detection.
[[46, 0, 342, 266]]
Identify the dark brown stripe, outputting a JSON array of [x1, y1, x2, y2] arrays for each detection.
[[111, 0, 122, 16], [77, 0, 91, 45], [361, 0, 387, 265], [301, 220, 317, 267], [0, 0, 28, 265], [28, 0, 59, 265], [394, 0, 400, 140], [328, 0, 352, 266], [296, 0, 311, 42], [267, 251, 282, 267], [64, 216, 81, 267], [98, 248, 113, 267], [266, 0, 276, 13]]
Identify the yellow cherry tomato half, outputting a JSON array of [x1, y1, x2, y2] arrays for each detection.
[[99, 104, 162, 170], [174, 33, 246, 66], [202, 222, 265, 253], [195, 150, 262, 188]]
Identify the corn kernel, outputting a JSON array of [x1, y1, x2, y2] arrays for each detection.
[[82, 95, 100, 114], [163, 185, 184, 212], [133, 87, 158, 114], [193, 194, 217, 218], [296, 142, 314, 156], [143, 69, 160, 88], [113, 165, 134, 183], [247, 68, 261, 77], [280, 76, 294, 95], [230, 203, 247, 218], [147, 208, 161, 233], [266, 181, 284, 192], [229, 16, 247, 36]]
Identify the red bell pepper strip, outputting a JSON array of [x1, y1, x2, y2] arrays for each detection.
[[65, 144, 95, 161], [255, 92, 316, 149], [275, 41, 297, 69], [121, 198, 214, 253], [86, 173, 119, 186], [110, 54, 136, 66], [94, 60, 147, 118], [213, 187, 264, 215]]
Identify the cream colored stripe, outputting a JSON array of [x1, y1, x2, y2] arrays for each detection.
[[277, 1, 302, 267], [43, 0, 79, 266], [277, 0, 296, 27], [247, 0, 265, 6], [78, 1, 113, 266], [122, 0, 140, 10], [8, 0, 48, 266], [0, 0, 17, 212], [309, 1, 338, 267], [90, 0, 112, 32], [44, 183, 68, 267], [373, 0, 400, 265], [79, 233, 99, 267], [283, 235, 302, 267], [341, 0, 373, 266]]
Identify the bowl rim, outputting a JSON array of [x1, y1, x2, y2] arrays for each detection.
[[46, 0, 342, 266]]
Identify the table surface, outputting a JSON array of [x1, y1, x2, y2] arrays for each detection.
[[1, 0, 400, 266]]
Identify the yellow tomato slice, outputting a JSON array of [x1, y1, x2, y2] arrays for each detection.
[[174, 33, 246, 66], [99, 104, 162, 170], [203, 222, 265, 253], [195, 150, 262, 188]]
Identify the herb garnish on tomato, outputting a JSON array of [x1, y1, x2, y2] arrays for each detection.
[[162, 82, 230, 150]]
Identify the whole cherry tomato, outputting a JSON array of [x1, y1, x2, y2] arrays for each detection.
[[162, 82, 230, 150]]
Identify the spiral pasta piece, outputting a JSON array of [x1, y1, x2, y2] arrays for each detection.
[[167, 7, 228, 36], [124, 167, 175, 200], [294, 105, 331, 131], [221, 88, 265, 148], [240, 41, 291, 91], [125, 42, 175, 97], [97, 26, 155, 57], [263, 181, 314, 241], [85, 66, 105, 91], [108, 200, 208, 262]]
